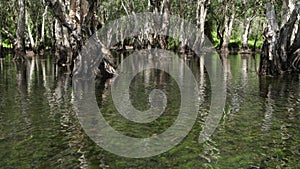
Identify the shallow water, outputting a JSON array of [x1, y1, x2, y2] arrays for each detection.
[[0, 54, 299, 168]]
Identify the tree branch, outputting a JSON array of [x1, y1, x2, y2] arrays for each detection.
[[45, 0, 76, 31]]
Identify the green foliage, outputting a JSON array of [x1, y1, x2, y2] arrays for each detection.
[[0, 0, 288, 53], [167, 37, 180, 50], [248, 39, 263, 49], [2, 39, 13, 48], [211, 31, 220, 47], [0, 0, 17, 47]]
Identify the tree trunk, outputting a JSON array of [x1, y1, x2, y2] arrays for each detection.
[[26, 9, 35, 51], [221, 1, 235, 53], [39, 5, 48, 53], [241, 18, 252, 51], [177, 0, 185, 53], [14, 0, 26, 60], [217, 22, 225, 50], [158, 0, 170, 49], [280, 0, 295, 28], [54, 19, 63, 52], [47, 0, 116, 77], [0, 2, 2, 57], [178, 16, 187, 53], [195, 0, 210, 49], [259, 1, 300, 75], [0, 32, 2, 57]]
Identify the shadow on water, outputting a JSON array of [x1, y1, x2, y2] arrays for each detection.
[[0, 53, 299, 168]]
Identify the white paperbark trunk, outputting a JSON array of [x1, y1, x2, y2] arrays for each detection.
[[265, 2, 278, 61], [0, 32, 2, 55], [15, 0, 26, 58], [54, 19, 63, 50], [242, 18, 251, 50], [281, 0, 296, 28], [222, 2, 235, 51], [26, 9, 35, 49], [40, 5, 48, 46], [196, 0, 209, 47], [259, 0, 300, 75], [159, 0, 170, 49]]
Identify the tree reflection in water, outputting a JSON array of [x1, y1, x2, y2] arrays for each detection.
[[0, 54, 299, 168]]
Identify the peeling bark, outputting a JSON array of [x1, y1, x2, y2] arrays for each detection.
[[259, 1, 300, 75], [47, 1, 96, 58], [47, 0, 117, 77]]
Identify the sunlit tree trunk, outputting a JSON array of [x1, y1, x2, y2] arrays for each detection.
[[39, 4, 48, 53], [146, 0, 156, 49], [195, 0, 210, 49], [280, 0, 296, 28], [158, 0, 170, 49], [0, 2, 2, 56], [122, 0, 143, 50], [54, 19, 63, 52], [178, 0, 186, 53], [0, 32, 2, 56], [221, 1, 235, 53], [14, 0, 26, 60], [26, 9, 35, 51], [241, 18, 253, 51], [146, 0, 163, 49]]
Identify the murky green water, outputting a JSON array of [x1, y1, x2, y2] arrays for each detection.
[[0, 54, 299, 168]]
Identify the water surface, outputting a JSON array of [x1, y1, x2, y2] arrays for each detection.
[[0, 54, 299, 168]]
